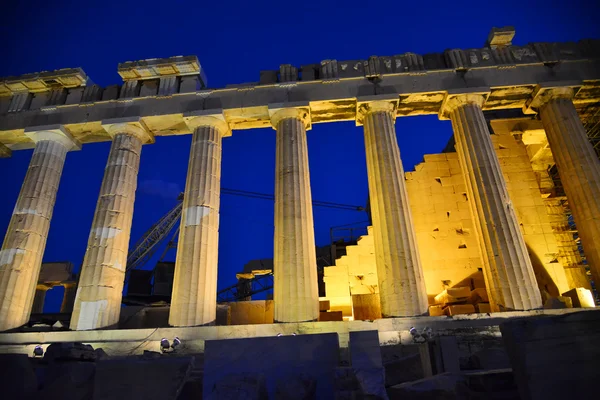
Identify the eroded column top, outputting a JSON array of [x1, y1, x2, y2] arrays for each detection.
[[24, 126, 81, 151], [444, 93, 486, 111], [527, 86, 576, 112], [355, 99, 397, 125], [101, 118, 155, 143], [269, 107, 311, 130], [107, 123, 154, 143], [438, 90, 492, 120], [184, 115, 231, 136]]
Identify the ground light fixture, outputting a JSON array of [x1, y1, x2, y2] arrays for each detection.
[[160, 338, 170, 352], [409, 326, 432, 343], [171, 337, 181, 350], [33, 345, 44, 357]]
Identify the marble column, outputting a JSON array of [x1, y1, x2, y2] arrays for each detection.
[[70, 123, 151, 330], [31, 286, 50, 314], [537, 88, 600, 292], [272, 108, 319, 323], [0, 128, 78, 331], [448, 94, 541, 311], [360, 101, 428, 317], [169, 117, 228, 327], [61, 283, 77, 313]]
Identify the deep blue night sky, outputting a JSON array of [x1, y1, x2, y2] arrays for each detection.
[[1, 0, 598, 311]]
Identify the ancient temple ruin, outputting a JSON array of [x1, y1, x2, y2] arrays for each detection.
[[0, 26, 599, 399]]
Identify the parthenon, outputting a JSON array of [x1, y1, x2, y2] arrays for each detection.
[[1, 25, 599, 398], [0, 27, 599, 333]]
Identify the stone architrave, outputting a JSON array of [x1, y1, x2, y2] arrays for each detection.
[[271, 108, 320, 323], [359, 101, 428, 317], [169, 116, 229, 327], [70, 123, 152, 330], [0, 128, 79, 331], [536, 87, 600, 291], [446, 94, 542, 311]]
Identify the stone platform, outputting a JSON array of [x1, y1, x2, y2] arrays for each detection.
[[0, 308, 595, 357]]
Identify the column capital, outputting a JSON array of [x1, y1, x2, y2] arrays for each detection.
[[183, 110, 231, 137], [184, 115, 230, 136], [356, 99, 397, 126], [24, 125, 81, 151], [439, 89, 490, 120], [101, 118, 155, 144], [524, 83, 580, 114], [269, 107, 311, 130]]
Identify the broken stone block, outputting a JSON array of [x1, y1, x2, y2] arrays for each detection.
[[228, 300, 274, 324], [475, 303, 491, 313], [93, 356, 194, 400], [319, 300, 330, 311], [444, 304, 475, 316], [352, 293, 382, 320], [435, 287, 471, 305], [562, 287, 596, 308], [501, 311, 600, 399], [469, 288, 489, 304], [429, 305, 444, 316], [0, 354, 37, 399], [206, 373, 268, 400], [44, 342, 97, 362], [471, 273, 486, 290], [543, 296, 572, 309], [319, 310, 343, 321]]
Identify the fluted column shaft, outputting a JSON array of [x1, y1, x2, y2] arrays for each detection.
[[70, 124, 148, 330], [0, 130, 76, 331], [61, 283, 77, 313], [32, 287, 49, 314], [449, 95, 541, 311], [362, 102, 428, 317], [169, 117, 227, 327], [538, 89, 600, 291], [272, 108, 319, 323]]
